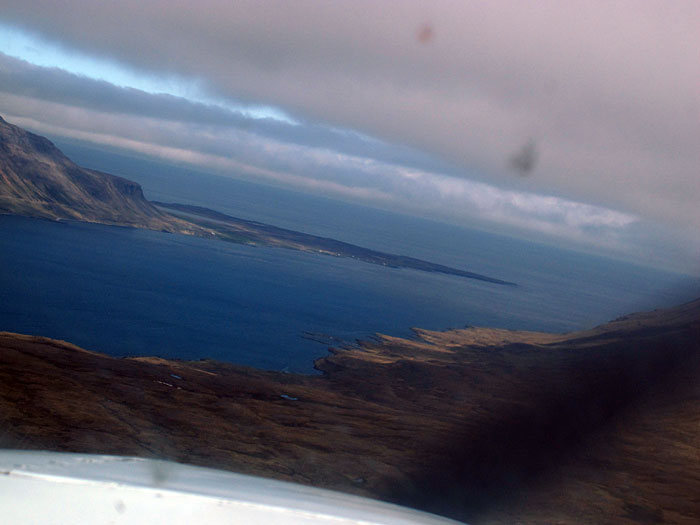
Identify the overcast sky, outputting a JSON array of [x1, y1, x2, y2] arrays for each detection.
[[0, 1, 697, 273]]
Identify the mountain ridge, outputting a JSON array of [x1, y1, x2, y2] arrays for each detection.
[[0, 115, 204, 234]]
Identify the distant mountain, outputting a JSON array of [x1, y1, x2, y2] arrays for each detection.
[[0, 115, 200, 233]]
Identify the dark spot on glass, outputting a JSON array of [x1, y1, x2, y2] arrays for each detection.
[[416, 24, 434, 45]]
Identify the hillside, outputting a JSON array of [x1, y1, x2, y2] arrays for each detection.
[[0, 115, 202, 233], [1, 299, 698, 523]]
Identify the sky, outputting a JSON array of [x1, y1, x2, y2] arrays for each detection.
[[0, 1, 697, 274]]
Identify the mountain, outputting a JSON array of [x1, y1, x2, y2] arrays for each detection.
[[1, 298, 698, 523], [0, 115, 200, 233]]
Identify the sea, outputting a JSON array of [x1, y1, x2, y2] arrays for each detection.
[[1, 142, 698, 373]]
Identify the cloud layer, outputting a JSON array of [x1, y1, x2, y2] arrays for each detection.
[[0, 53, 639, 246], [0, 1, 698, 272]]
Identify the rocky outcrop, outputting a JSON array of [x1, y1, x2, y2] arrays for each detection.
[[0, 115, 202, 234]]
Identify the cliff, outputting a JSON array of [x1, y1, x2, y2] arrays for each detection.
[[0, 115, 202, 233]]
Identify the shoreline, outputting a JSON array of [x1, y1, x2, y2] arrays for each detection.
[[154, 201, 517, 286], [2, 298, 699, 523]]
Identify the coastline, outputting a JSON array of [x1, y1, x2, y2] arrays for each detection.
[[154, 201, 517, 286], [2, 298, 699, 523]]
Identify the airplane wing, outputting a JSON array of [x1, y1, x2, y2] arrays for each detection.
[[0, 450, 463, 524]]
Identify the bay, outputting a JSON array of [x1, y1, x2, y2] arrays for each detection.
[[1, 212, 697, 373], [2, 139, 697, 372]]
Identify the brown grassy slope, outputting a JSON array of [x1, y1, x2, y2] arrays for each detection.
[[1, 299, 699, 523], [0, 332, 434, 499]]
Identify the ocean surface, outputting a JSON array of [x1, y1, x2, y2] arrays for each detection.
[[1, 141, 698, 373]]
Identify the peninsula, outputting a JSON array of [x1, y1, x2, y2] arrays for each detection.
[[154, 201, 516, 285], [0, 115, 514, 286]]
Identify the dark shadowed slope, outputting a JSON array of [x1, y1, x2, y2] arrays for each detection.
[[0, 115, 202, 233], [1, 299, 698, 523]]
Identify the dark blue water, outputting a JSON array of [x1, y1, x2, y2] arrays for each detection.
[[1, 213, 698, 373], [1, 139, 697, 372]]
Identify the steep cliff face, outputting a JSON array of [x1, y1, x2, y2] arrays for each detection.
[[0, 115, 198, 233]]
